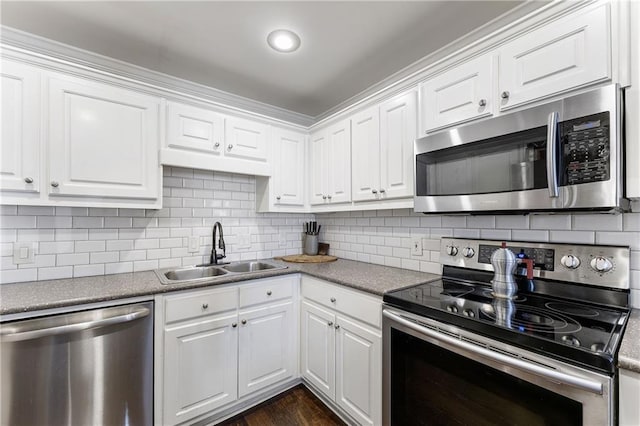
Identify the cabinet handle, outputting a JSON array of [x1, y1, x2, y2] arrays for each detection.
[[372, 189, 378, 194], [322, 195, 327, 200], [232, 323, 238, 328], [202, 303, 209, 309], [478, 99, 487, 107], [334, 324, 340, 330], [380, 188, 386, 193], [267, 290, 272, 296], [330, 297, 336, 303], [227, 144, 233, 150], [501, 91, 510, 100], [24, 177, 33, 184], [328, 321, 333, 326], [50, 181, 59, 188], [241, 319, 247, 325], [276, 196, 281, 201], [214, 142, 220, 148]]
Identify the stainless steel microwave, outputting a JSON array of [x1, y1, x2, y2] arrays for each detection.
[[414, 84, 629, 213]]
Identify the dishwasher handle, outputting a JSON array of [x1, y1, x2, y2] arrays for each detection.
[[1, 305, 150, 343]]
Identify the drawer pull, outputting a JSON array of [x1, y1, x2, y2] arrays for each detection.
[[202, 303, 209, 309], [334, 324, 340, 330], [330, 297, 336, 303], [232, 323, 237, 328], [24, 177, 33, 184], [241, 319, 247, 325], [328, 321, 333, 326], [267, 290, 272, 296]]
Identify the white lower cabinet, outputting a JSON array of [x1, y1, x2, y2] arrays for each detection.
[[159, 276, 297, 426], [619, 369, 640, 426], [300, 277, 382, 426]]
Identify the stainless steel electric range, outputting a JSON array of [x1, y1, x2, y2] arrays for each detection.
[[382, 238, 630, 426]]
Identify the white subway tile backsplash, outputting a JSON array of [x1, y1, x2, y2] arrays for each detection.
[[18, 206, 55, 216], [55, 229, 88, 241], [75, 241, 105, 252], [1, 216, 37, 229], [17, 229, 54, 242], [511, 230, 549, 242], [38, 266, 73, 280], [105, 262, 133, 274], [90, 251, 119, 264], [529, 214, 571, 230], [0, 268, 37, 283], [572, 214, 623, 231], [550, 231, 595, 245], [57, 253, 90, 266], [39, 241, 75, 254], [74, 264, 105, 277], [495, 215, 529, 229], [596, 232, 640, 250]]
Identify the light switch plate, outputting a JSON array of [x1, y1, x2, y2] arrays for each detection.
[[188, 236, 200, 253], [13, 242, 36, 264], [410, 238, 423, 256]]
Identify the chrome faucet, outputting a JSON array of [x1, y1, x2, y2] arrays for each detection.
[[210, 222, 226, 264]]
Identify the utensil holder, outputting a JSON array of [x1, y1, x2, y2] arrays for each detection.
[[304, 235, 319, 255]]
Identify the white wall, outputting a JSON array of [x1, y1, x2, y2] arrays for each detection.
[[0, 167, 312, 283], [316, 209, 640, 308]]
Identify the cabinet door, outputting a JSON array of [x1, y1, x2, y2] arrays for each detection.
[[301, 300, 335, 399], [420, 55, 492, 133], [327, 120, 351, 204], [498, 4, 610, 110], [351, 106, 380, 202], [48, 74, 160, 199], [309, 131, 328, 205], [224, 116, 269, 162], [163, 314, 238, 425], [1, 60, 40, 194], [238, 301, 295, 398], [166, 101, 224, 154], [335, 315, 382, 426], [380, 91, 417, 200], [619, 369, 640, 426], [273, 128, 305, 206]]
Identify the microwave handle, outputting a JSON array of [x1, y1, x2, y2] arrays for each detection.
[[546, 111, 560, 198]]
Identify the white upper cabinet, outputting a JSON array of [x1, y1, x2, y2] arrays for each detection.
[[224, 116, 269, 162], [162, 102, 271, 176], [309, 120, 351, 205], [498, 4, 610, 110], [272, 127, 306, 206], [379, 91, 416, 200], [0, 60, 40, 195], [420, 55, 492, 133], [48, 73, 161, 201], [351, 106, 381, 202], [166, 101, 224, 155]]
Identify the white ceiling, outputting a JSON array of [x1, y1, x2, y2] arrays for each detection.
[[2, 1, 529, 118]]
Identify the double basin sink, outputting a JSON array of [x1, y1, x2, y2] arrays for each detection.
[[155, 260, 288, 285]]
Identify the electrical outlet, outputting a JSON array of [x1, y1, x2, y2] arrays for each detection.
[[13, 242, 36, 264], [410, 238, 423, 256], [188, 236, 200, 253]]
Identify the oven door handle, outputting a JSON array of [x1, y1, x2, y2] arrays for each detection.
[[383, 310, 603, 395], [546, 111, 560, 198]]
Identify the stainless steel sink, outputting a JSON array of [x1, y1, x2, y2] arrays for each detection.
[[222, 261, 278, 273], [155, 260, 287, 284]]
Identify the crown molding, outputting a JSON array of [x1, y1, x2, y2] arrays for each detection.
[[0, 26, 315, 128]]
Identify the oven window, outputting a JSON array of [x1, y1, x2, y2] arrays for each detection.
[[416, 126, 548, 196], [391, 329, 582, 425]]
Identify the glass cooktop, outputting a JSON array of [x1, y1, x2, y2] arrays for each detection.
[[384, 278, 629, 374]]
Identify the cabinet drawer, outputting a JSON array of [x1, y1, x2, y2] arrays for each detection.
[[301, 277, 382, 328], [239, 276, 295, 308], [165, 287, 237, 323]]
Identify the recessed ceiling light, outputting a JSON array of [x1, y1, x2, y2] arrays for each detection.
[[267, 29, 301, 53]]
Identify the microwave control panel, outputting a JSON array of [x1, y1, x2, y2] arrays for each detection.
[[561, 112, 610, 185]]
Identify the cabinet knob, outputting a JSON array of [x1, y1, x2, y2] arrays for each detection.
[[328, 321, 334, 326], [501, 91, 510, 100], [214, 142, 220, 148], [330, 297, 336, 303], [241, 319, 247, 325], [276, 196, 281, 201], [334, 324, 340, 330], [267, 290, 272, 296], [50, 181, 59, 188], [372, 189, 378, 194], [322, 195, 327, 200], [232, 323, 238, 328], [380, 188, 386, 193], [478, 99, 487, 107], [202, 303, 209, 309], [228, 144, 233, 150], [327, 195, 332, 200], [24, 177, 33, 184]]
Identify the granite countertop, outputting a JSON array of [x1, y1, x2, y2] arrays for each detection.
[[0, 258, 439, 317], [619, 309, 640, 373]]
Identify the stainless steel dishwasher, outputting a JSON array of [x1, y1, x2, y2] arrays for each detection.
[[0, 301, 153, 426]]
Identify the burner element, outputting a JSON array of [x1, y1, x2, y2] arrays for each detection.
[[545, 302, 600, 318], [562, 335, 581, 347]]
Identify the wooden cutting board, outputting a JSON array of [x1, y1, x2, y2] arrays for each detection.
[[274, 254, 338, 263]]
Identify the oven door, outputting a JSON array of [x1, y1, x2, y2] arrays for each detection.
[[382, 308, 613, 426]]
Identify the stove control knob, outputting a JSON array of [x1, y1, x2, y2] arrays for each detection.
[[446, 245, 458, 256], [462, 247, 475, 258], [560, 254, 581, 269], [446, 305, 459, 313], [463, 309, 475, 318], [590, 256, 613, 273]]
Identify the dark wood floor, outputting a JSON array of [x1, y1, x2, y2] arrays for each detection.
[[218, 385, 346, 426]]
